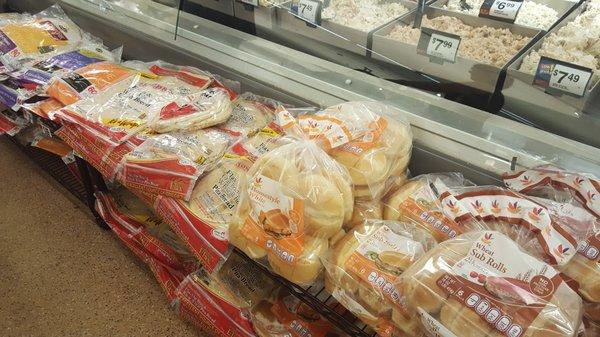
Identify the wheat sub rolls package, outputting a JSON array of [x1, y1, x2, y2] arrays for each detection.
[[323, 219, 436, 337], [232, 111, 354, 285], [299, 101, 412, 201], [395, 230, 583, 337]]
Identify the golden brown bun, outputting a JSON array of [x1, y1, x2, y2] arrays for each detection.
[[347, 200, 383, 230], [268, 236, 328, 285], [391, 308, 421, 337], [562, 253, 600, 302], [383, 180, 426, 221], [440, 298, 493, 337], [353, 170, 408, 201], [331, 147, 389, 186], [585, 302, 600, 322], [357, 283, 392, 316], [330, 171, 354, 224], [229, 220, 267, 259], [327, 228, 362, 295]]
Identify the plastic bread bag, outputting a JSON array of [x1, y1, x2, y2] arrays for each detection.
[[584, 302, 600, 335], [232, 115, 354, 285], [298, 101, 413, 201], [175, 268, 258, 337], [347, 199, 384, 230], [217, 92, 283, 138], [322, 219, 436, 337], [0, 108, 28, 136], [119, 128, 231, 201], [0, 44, 122, 110], [21, 97, 63, 119], [30, 130, 72, 157], [54, 61, 215, 146], [0, 5, 87, 72], [251, 287, 346, 337], [394, 230, 583, 337], [382, 173, 483, 243]]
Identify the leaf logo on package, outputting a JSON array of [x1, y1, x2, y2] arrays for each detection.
[[553, 244, 570, 259], [482, 232, 493, 245]]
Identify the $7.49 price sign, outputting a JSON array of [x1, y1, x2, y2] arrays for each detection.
[[418, 28, 461, 63], [534, 56, 593, 97], [293, 0, 322, 25]]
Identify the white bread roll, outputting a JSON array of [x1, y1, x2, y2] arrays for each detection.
[[561, 253, 600, 303], [268, 236, 328, 285], [347, 200, 383, 230]]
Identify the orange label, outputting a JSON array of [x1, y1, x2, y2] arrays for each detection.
[[298, 115, 354, 150], [401, 196, 461, 240], [241, 174, 305, 264], [272, 294, 332, 337], [335, 117, 387, 155]]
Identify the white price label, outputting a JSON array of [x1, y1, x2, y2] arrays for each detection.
[[488, 0, 522, 20], [549, 64, 592, 97], [239, 0, 259, 6], [426, 33, 460, 63], [295, 0, 321, 25]]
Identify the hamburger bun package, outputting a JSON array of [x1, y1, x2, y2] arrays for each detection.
[[119, 128, 231, 201], [383, 174, 484, 242], [53, 61, 215, 146], [0, 5, 87, 72], [232, 108, 354, 285], [298, 101, 413, 201], [503, 166, 600, 305], [395, 230, 583, 337], [346, 199, 384, 230], [322, 219, 436, 336]]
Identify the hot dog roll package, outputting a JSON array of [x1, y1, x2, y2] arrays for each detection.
[[395, 230, 583, 337], [322, 219, 436, 337], [232, 108, 354, 285], [383, 173, 485, 243], [298, 101, 413, 201]]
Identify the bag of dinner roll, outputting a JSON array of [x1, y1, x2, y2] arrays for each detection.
[[383, 174, 483, 242], [395, 230, 583, 337], [322, 219, 436, 337], [299, 101, 413, 201], [233, 109, 353, 285], [347, 199, 384, 230]]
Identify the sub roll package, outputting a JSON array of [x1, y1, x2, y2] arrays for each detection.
[[394, 230, 583, 337], [322, 219, 436, 336], [383, 174, 486, 242], [503, 165, 600, 332], [230, 107, 358, 285]]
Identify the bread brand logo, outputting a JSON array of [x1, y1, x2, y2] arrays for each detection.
[[170, 180, 183, 192], [587, 190, 597, 201], [481, 233, 493, 245], [254, 176, 262, 188], [574, 177, 585, 187], [446, 200, 460, 215], [507, 201, 521, 214], [491, 200, 501, 215], [471, 200, 483, 214], [553, 244, 570, 259], [520, 175, 531, 185], [528, 207, 544, 222]]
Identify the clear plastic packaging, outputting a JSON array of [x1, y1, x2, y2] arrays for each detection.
[[22, 97, 63, 119], [119, 128, 231, 201], [383, 173, 481, 243], [299, 101, 413, 201], [0, 5, 87, 72], [0, 109, 27, 136], [233, 112, 354, 285], [218, 92, 281, 138], [347, 199, 384, 230], [395, 230, 583, 337], [322, 219, 437, 337]]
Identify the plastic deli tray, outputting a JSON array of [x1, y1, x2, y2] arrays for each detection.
[[502, 3, 599, 119], [188, 0, 235, 16], [275, 0, 417, 56], [430, 0, 577, 31], [371, 8, 542, 93]]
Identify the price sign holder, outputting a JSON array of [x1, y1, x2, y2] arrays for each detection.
[[292, 0, 323, 27], [533, 56, 593, 98], [479, 0, 523, 23], [417, 27, 461, 64]]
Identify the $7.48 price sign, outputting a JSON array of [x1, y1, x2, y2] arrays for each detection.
[[418, 29, 461, 63], [294, 0, 322, 25], [534, 57, 593, 97]]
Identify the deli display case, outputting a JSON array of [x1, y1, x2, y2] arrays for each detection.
[[4, 0, 600, 337]]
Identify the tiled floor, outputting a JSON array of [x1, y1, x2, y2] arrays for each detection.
[[0, 138, 199, 337]]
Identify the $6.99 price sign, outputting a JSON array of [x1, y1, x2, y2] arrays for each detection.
[[480, 0, 523, 22], [294, 0, 322, 25], [534, 57, 593, 97], [419, 29, 461, 63]]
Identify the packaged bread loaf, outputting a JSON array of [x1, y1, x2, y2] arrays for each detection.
[[395, 230, 583, 337], [0, 5, 85, 72], [323, 219, 436, 336], [233, 109, 354, 285], [383, 174, 483, 242], [299, 101, 413, 200]]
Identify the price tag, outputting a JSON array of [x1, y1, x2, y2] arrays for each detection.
[[479, 0, 523, 23], [533, 57, 593, 97], [239, 0, 258, 6], [293, 0, 322, 25], [417, 28, 461, 63]]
